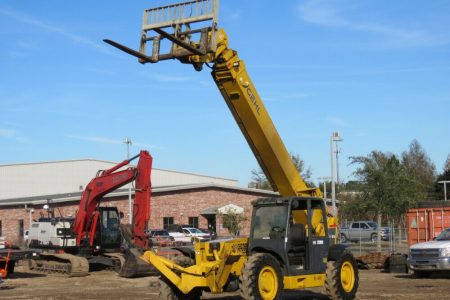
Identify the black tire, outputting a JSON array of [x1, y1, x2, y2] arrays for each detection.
[[158, 276, 202, 300], [414, 270, 432, 278], [325, 250, 359, 300], [173, 254, 195, 268], [370, 233, 378, 243], [340, 234, 348, 243], [239, 253, 283, 300]]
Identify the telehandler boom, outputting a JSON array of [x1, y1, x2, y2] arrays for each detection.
[[106, 1, 357, 299]]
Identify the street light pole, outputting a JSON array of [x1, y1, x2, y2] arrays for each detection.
[[123, 137, 133, 224], [330, 132, 343, 215], [318, 176, 330, 199], [438, 180, 450, 201]]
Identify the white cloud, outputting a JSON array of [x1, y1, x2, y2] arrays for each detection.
[[297, 0, 443, 48], [67, 135, 162, 150], [229, 11, 241, 21], [0, 7, 117, 56], [8, 51, 25, 58], [67, 135, 122, 145], [327, 116, 349, 127], [147, 73, 191, 83], [264, 92, 309, 102], [16, 40, 36, 49], [0, 128, 15, 138], [0, 128, 28, 142]]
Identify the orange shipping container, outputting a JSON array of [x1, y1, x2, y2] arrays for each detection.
[[407, 201, 450, 246]]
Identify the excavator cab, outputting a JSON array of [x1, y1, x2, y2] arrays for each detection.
[[94, 207, 122, 252], [249, 197, 329, 277]]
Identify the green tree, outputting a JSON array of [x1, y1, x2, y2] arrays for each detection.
[[220, 209, 247, 236], [351, 151, 419, 219], [339, 193, 371, 222], [401, 140, 436, 200], [248, 153, 313, 190], [350, 151, 417, 250]]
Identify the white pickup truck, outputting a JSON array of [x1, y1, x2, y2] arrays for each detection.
[[407, 227, 450, 277]]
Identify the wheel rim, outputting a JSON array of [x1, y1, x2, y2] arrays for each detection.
[[340, 261, 355, 293], [258, 266, 278, 300]]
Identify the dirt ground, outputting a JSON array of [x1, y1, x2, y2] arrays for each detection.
[[1, 265, 449, 300]]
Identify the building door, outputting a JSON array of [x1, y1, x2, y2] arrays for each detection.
[[205, 215, 216, 233]]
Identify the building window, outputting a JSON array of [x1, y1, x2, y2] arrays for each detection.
[[19, 219, 24, 239], [163, 217, 174, 230], [188, 217, 199, 228]]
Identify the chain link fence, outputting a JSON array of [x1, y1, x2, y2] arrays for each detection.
[[340, 221, 409, 256]]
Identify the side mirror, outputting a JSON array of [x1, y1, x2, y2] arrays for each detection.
[[119, 212, 124, 219]]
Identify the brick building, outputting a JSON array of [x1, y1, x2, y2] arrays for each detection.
[[0, 158, 276, 244]]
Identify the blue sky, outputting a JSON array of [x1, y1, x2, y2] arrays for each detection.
[[1, 0, 449, 187]]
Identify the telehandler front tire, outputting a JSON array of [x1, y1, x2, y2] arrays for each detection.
[[158, 254, 201, 300], [158, 276, 202, 300], [325, 250, 359, 300], [239, 253, 283, 300]]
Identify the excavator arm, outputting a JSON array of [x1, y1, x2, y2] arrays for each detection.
[[72, 150, 152, 249]]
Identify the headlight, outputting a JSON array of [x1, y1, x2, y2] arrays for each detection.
[[440, 247, 450, 257]]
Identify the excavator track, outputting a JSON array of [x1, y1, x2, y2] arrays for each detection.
[[28, 253, 89, 277]]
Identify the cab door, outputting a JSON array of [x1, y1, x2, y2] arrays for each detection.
[[98, 208, 122, 251], [307, 199, 329, 274]]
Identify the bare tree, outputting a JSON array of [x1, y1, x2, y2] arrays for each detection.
[[248, 153, 313, 190]]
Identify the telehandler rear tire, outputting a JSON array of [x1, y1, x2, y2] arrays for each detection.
[[325, 250, 359, 300], [239, 253, 283, 300]]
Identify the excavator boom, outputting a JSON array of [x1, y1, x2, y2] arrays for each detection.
[[72, 150, 152, 248]]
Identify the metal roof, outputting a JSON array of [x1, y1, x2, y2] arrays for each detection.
[[0, 158, 238, 202], [0, 183, 277, 207]]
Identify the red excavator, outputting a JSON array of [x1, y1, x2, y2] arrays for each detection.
[[27, 150, 153, 277]]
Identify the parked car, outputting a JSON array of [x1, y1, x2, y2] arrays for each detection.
[[379, 227, 391, 241], [407, 227, 450, 278], [167, 224, 191, 243], [167, 224, 190, 233], [168, 227, 211, 243], [182, 228, 211, 242], [340, 221, 390, 243], [147, 229, 174, 245], [198, 228, 217, 240]]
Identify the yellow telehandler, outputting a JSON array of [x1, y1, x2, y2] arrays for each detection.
[[105, 1, 358, 299]]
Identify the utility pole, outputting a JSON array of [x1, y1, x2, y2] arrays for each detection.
[[438, 180, 450, 201], [330, 132, 343, 215], [123, 137, 133, 224], [335, 143, 341, 185]]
